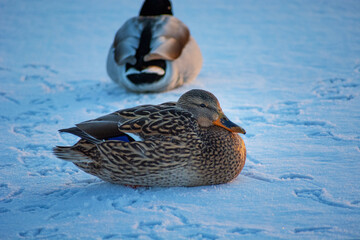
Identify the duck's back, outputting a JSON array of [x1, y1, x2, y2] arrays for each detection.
[[111, 15, 190, 65], [106, 15, 202, 92]]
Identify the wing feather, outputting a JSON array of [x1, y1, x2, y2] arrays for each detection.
[[118, 107, 196, 137], [147, 16, 190, 61], [59, 101, 187, 144]]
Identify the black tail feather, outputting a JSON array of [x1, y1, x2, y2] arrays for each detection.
[[59, 127, 103, 145]]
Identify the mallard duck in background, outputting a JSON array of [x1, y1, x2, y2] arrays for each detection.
[[53, 89, 246, 187], [106, 0, 202, 93]]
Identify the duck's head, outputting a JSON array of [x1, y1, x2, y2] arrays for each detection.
[[177, 89, 246, 134], [140, 0, 173, 16]]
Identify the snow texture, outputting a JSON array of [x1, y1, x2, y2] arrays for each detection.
[[1, 0, 360, 239]]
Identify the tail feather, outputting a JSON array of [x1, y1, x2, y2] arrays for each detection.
[[59, 127, 102, 144], [53, 146, 93, 164]]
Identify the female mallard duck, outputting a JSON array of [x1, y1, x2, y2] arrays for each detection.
[[53, 89, 246, 187], [106, 0, 202, 93]]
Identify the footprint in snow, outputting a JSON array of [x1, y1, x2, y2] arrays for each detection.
[[187, 232, 219, 240], [129, 205, 201, 233], [19, 204, 51, 212], [18, 227, 64, 238], [246, 155, 262, 165], [242, 115, 267, 124], [29, 97, 52, 105], [235, 106, 264, 112], [294, 188, 358, 209], [43, 188, 80, 198], [280, 173, 314, 180], [306, 130, 357, 142], [306, 130, 335, 139], [267, 101, 301, 116], [312, 78, 359, 101], [48, 211, 80, 220], [137, 220, 163, 231], [0, 66, 11, 72], [242, 171, 278, 183], [0, 91, 20, 105], [21, 74, 45, 82], [12, 124, 45, 138], [10, 146, 50, 169], [153, 205, 200, 231], [0, 115, 10, 121], [103, 234, 120, 239], [23, 64, 58, 74], [294, 226, 332, 234], [111, 199, 138, 214], [109, 189, 148, 213], [21, 64, 72, 93], [278, 119, 333, 128], [0, 184, 24, 203], [0, 207, 10, 213], [229, 227, 264, 235]]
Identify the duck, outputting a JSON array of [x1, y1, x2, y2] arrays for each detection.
[[106, 0, 202, 93], [53, 89, 246, 187]]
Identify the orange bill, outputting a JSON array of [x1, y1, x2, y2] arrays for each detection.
[[213, 113, 246, 134]]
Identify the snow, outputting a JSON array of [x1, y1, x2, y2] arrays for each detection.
[[1, 0, 360, 239]]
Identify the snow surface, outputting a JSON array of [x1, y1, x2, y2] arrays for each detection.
[[1, 0, 360, 239]]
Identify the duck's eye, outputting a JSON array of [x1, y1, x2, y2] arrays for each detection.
[[200, 103, 206, 108]]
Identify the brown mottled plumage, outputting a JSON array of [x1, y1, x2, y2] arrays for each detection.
[[53, 89, 246, 187]]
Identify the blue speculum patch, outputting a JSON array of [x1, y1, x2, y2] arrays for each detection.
[[107, 135, 134, 142]]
